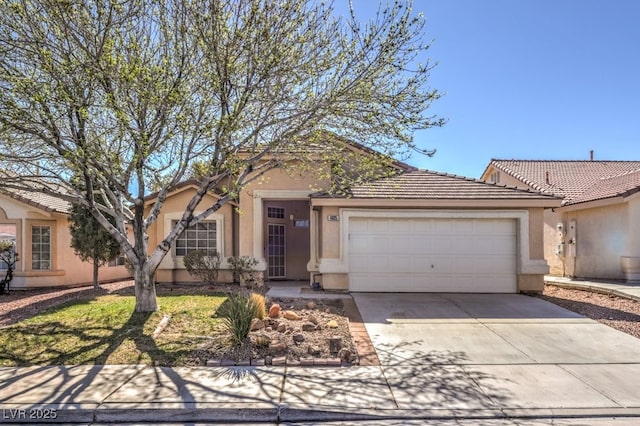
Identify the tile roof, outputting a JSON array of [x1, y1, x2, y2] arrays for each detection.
[[0, 187, 71, 214], [487, 160, 640, 206], [322, 170, 559, 201], [570, 169, 640, 205]]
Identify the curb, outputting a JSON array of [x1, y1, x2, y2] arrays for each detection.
[[4, 403, 640, 424], [205, 357, 347, 367]]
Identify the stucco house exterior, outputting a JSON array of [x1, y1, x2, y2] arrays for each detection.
[[481, 160, 640, 282], [0, 188, 131, 289], [147, 146, 560, 293]]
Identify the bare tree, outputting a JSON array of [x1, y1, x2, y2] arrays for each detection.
[[0, 0, 442, 311]]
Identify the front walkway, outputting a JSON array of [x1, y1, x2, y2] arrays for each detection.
[[545, 275, 640, 302]]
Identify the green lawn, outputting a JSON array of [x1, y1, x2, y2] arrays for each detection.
[[0, 294, 228, 366]]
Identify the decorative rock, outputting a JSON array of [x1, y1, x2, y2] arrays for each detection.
[[307, 345, 321, 356], [293, 333, 305, 343], [328, 336, 342, 353], [326, 319, 339, 329], [283, 310, 300, 320], [307, 315, 319, 325], [338, 348, 353, 362], [306, 301, 316, 309], [277, 323, 287, 333], [301, 322, 317, 332], [251, 318, 265, 331], [269, 340, 287, 354], [269, 304, 281, 318]]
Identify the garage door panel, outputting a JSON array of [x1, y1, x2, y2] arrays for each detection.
[[390, 236, 413, 252], [388, 220, 411, 233], [431, 220, 454, 233], [349, 217, 517, 293], [453, 220, 475, 234], [391, 256, 412, 272], [470, 235, 515, 253], [350, 235, 372, 253], [411, 219, 432, 233]]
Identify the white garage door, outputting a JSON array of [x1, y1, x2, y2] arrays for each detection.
[[349, 217, 517, 292]]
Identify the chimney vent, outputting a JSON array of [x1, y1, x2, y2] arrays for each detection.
[[590, 150, 594, 161]]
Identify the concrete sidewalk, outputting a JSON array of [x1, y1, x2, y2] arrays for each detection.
[[545, 275, 640, 302], [3, 364, 640, 424]]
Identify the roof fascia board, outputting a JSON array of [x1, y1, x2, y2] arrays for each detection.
[[0, 191, 57, 217], [311, 198, 561, 209], [556, 196, 625, 212]]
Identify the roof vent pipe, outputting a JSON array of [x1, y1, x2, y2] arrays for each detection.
[[590, 150, 594, 161], [545, 171, 550, 184]]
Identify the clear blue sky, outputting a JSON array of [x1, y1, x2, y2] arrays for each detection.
[[341, 0, 640, 178]]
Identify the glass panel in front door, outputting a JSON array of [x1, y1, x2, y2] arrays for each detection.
[[267, 223, 286, 278]]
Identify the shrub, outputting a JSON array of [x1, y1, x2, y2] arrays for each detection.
[[227, 256, 261, 287], [250, 293, 266, 320], [253, 334, 270, 348], [183, 250, 220, 284], [217, 294, 258, 346]]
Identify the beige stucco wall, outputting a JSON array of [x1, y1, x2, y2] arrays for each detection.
[[559, 203, 629, 280], [146, 186, 235, 283], [1, 195, 131, 289], [237, 166, 330, 279], [542, 208, 566, 276], [148, 166, 330, 284], [483, 164, 639, 281], [628, 195, 640, 253]]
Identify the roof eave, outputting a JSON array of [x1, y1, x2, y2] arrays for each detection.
[[0, 191, 66, 216], [311, 198, 562, 208], [557, 196, 625, 212]]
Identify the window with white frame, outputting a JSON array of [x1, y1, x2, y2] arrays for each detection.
[[175, 222, 217, 256], [108, 253, 127, 267], [0, 224, 17, 271], [31, 225, 51, 270]]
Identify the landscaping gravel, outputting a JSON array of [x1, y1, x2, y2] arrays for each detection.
[[539, 284, 640, 340]]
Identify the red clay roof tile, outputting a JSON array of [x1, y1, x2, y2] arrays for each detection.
[[488, 160, 640, 205]]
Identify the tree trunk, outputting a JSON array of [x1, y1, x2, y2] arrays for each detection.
[[92, 260, 100, 289], [134, 266, 158, 312]]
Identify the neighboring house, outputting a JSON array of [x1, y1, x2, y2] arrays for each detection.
[[147, 142, 560, 293], [0, 188, 131, 289], [481, 160, 640, 282]]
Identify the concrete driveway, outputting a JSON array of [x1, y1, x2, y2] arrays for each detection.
[[353, 293, 640, 415]]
